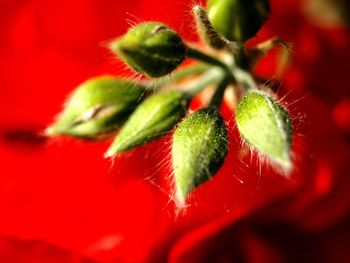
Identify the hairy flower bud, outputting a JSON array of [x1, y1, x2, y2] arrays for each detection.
[[109, 22, 186, 78], [206, 0, 270, 41], [47, 76, 144, 139], [236, 91, 292, 169], [106, 90, 189, 157], [172, 108, 228, 205]]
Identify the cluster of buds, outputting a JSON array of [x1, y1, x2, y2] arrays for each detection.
[[47, 0, 293, 207]]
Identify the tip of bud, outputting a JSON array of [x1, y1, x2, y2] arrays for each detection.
[[105, 143, 123, 158], [192, 5, 201, 12], [104, 149, 115, 159], [174, 192, 187, 209], [45, 126, 55, 136], [279, 158, 293, 173]]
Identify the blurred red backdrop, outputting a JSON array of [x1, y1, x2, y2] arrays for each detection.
[[1, 0, 350, 262]]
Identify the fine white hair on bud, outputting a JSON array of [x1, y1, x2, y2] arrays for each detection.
[[172, 108, 228, 206], [236, 91, 293, 171]]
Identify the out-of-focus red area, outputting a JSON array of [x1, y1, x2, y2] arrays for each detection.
[[0, 0, 350, 262]]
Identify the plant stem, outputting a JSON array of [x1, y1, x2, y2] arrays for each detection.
[[231, 66, 259, 92], [187, 47, 230, 71], [209, 77, 230, 109], [186, 47, 237, 87], [185, 67, 226, 97], [146, 64, 210, 90]]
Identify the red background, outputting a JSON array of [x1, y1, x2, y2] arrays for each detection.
[[1, 0, 350, 262]]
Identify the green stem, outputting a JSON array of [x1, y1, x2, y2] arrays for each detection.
[[231, 66, 259, 92], [146, 64, 210, 90], [186, 47, 238, 89], [234, 43, 250, 70], [187, 47, 230, 72], [185, 67, 226, 98], [230, 43, 259, 92], [209, 77, 230, 109]]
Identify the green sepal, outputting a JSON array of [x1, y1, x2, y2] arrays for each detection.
[[47, 76, 144, 139], [206, 0, 270, 42], [172, 108, 228, 205], [110, 22, 186, 78], [236, 91, 292, 168], [193, 5, 228, 50], [106, 90, 189, 156]]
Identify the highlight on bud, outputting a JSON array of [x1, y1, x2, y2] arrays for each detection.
[[106, 90, 189, 157], [235, 91, 293, 170], [46, 76, 144, 139], [206, 0, 270, 41], [172, 108, 228, 206], [109, 22, 186, 78]]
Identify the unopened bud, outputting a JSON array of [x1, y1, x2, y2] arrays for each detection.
[[172, 108, 228, 205], [109, 22, 186, 78], [236, 91, 292, 169], [47, 76, 144, 139], [106, 90, 189, 156], [206, 0, 270, 41]]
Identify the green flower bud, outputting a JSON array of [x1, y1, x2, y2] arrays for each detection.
[[236, 91, 292, 169], [172, 108, 228, 205], [206, 0, 270, 41], [47, 76, 144, 139], [109, 22, 186, 78], [106, 90, 189, 157]]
